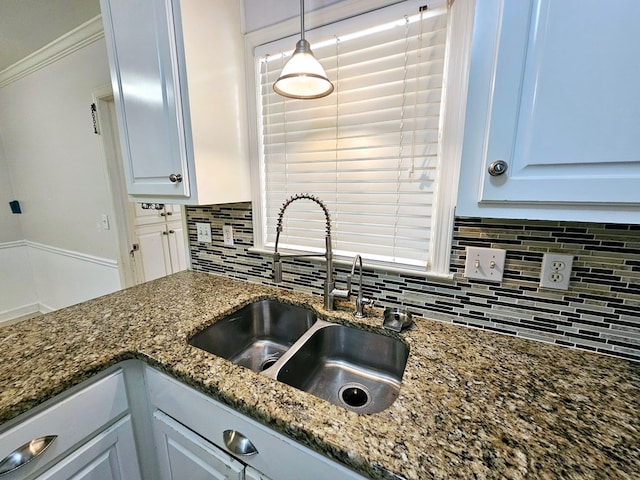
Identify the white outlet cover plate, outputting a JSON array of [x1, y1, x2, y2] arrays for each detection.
[[222, 225, 234, 246], [540, 253, 573, 290], [195, 222, 212, 243], [463, 246, 507, 282]]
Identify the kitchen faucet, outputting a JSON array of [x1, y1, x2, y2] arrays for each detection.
[[272, 194, 348, 310]]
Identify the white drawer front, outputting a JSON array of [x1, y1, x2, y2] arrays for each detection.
[[0, 370, 128, 479]]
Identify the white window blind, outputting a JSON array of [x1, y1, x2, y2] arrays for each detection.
[[256, 1, 449, 271]]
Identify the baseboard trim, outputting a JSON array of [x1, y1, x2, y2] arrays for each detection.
[[0, 303, 41, 324], [39, 304, 56, 314]]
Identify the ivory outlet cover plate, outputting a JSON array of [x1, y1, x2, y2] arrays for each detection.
[[540, 253, 573, 290], [464, 246, 506, 282], [196, 222, 212, 243], [222, 225, 234, 246]]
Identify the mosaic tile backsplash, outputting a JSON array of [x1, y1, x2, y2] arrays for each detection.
[[187, 203, 640, 362]]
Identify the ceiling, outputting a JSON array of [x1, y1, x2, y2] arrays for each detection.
[[0, 0, 101, 72]]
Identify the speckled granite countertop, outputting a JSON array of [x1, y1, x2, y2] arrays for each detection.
[[1, 271, 639, 479]]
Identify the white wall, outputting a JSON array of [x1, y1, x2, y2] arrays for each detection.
[[0, 138, 23, 243], [243, 0, 345, 32], [0, 38, 117, 259], [27, 242, 120, 313], [242, 0, 402, 32], [0, 242, 38, 322], [0, 28, 122, 319]]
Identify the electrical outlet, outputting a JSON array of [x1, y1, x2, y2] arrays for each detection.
[[195, 222, 212, 243], [463, 246, 507, 282], [540, 253, 573, 290], [223, 225, 234, 246]]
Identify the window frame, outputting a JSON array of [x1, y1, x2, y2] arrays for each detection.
[[244, 0, 476, 280]]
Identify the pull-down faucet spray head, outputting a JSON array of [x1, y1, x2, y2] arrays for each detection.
[[273, 252, 283, 283], [272, 193, 341, 310]]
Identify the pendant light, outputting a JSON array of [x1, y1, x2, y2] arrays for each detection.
[[273, 0, 334, 99]]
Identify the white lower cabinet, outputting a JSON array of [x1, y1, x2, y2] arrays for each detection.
[[145, 366, 365, 480], [35, 416, 140, 480], [152, 410, 244, 480], [131, 202, 187, 283], [131, 203, 187, 283], [0, 363, 366, 480], [0, 369, 141, 480], [133, 220, 186, 283]]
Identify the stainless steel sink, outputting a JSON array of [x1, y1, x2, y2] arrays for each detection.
[[188, 299, 317, 372], [273, 324, 409, 414], [189, 299, 409, 414]]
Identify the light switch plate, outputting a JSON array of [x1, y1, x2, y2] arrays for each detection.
[[464, 246, 506, 282], [195, 222, 212, 243], [540, 253, 573, 290]]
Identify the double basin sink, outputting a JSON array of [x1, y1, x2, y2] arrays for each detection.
[[189, 299, 409, 414]]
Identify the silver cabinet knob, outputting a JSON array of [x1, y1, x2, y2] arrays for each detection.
[[223, 430, 258, 456], [169, 173, 183, 183], [0, 435, 57, 475], [488, 160, 508, 176]]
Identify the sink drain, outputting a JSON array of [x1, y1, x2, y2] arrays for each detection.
[[259, 354, 281, 371], [338, 383, 371, 409]]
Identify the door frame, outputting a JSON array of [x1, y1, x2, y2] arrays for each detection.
[[92, 85, 137, 288]]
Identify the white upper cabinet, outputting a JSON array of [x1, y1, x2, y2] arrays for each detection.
[[457, 0, 640, 222], [100, 0, 251, 205]]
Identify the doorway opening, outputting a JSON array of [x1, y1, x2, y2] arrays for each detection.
[[92, 86, 188, 287]]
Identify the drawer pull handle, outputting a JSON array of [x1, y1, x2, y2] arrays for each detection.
[[0, 435, 57, 476], [223, 430, 258, 456]]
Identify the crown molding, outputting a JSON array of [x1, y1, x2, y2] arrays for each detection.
[[0, 15, 104, 89]]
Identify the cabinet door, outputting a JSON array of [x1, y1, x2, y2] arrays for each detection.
[[477, 0, 640, 205], [164, 204, 183, 222], [152, 410, 244, 480], [166, 220, 187, 274], [35, 415, 141, 480], [133, 224, 173, 282], [100, 0, 190, 198]]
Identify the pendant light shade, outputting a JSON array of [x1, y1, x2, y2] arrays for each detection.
[[273, 1, 334, 99]]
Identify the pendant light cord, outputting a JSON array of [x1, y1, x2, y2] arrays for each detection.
[[300, 0, 305, 41]]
